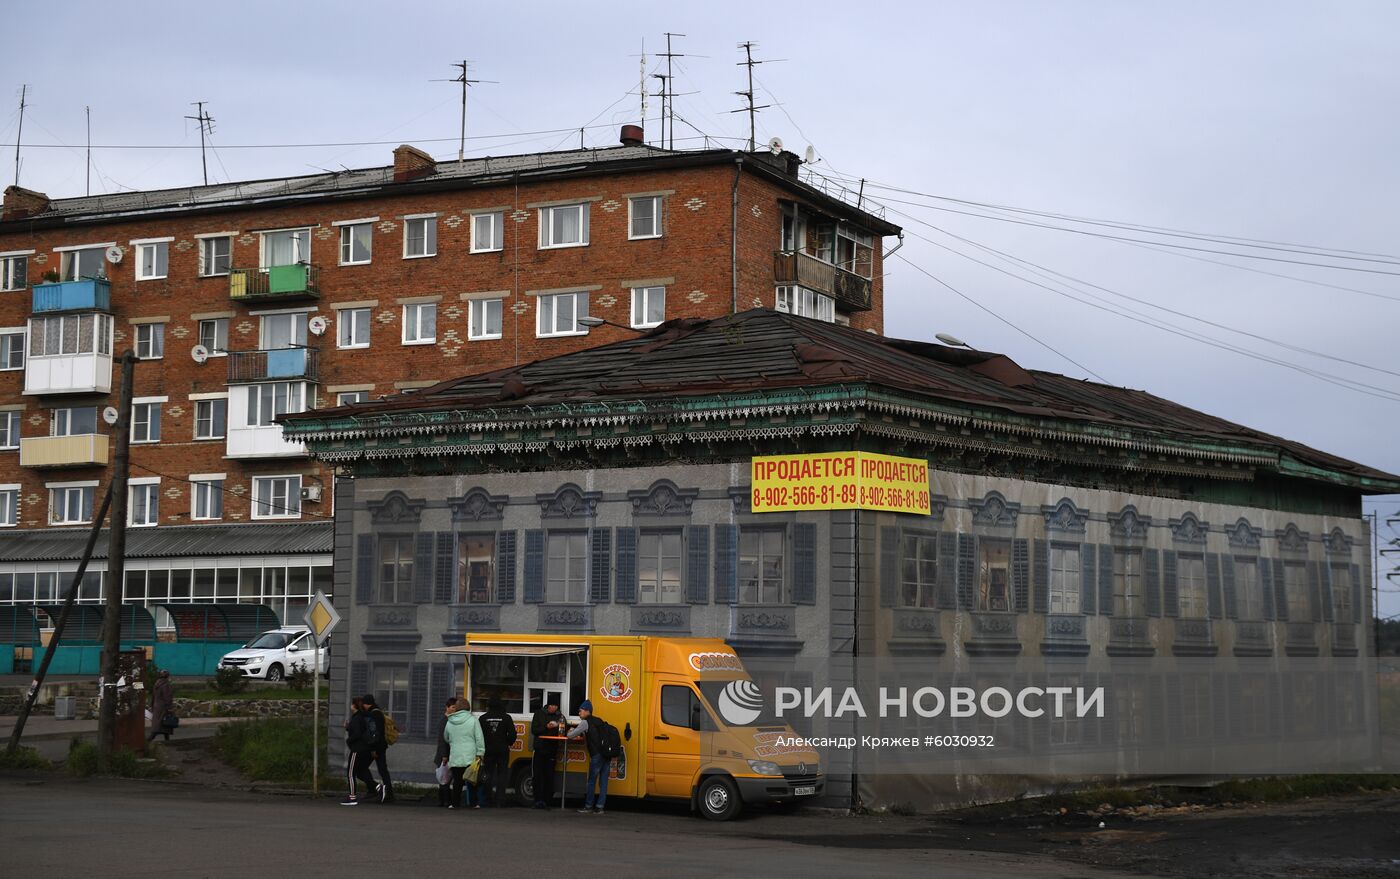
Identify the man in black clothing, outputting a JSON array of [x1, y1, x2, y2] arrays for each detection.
[[363, 694, 393, 803], [342, 700, 378, 805], [529, 694, 563, 808], [478, 697, 518, 806], [433, 695, 458, 807]]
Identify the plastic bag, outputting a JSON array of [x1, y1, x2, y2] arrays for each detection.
[[435, 763, 450, 786], [464, 757, 481, 785]]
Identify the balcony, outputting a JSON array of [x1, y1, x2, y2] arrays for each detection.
[[773, 250, 872, 312], [32, 278, 111, 313], [226, 347, 319, 384], [228, 264, 320, 303], [24, 351, 113, 395], [225, 381, 311, 459], [20, 434, 108, 468]]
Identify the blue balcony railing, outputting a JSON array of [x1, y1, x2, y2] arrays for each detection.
[[226, 346, 320, 384], [32, 278, 112, 313]]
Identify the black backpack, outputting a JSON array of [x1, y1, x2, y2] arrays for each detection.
[[591, 717, 622, 759]]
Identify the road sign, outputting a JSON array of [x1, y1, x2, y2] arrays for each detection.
[[303, 590, 340, 641]]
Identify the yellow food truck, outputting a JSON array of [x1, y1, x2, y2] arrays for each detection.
[[431, 634, 822, 820]]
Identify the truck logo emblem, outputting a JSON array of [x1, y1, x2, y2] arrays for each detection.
[[600, 663, 633, 703]]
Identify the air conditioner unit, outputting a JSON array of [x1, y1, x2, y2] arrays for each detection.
[[300, 484, 323, 503]]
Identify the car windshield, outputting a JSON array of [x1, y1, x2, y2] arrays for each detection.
[[245, 632, 293, 649]]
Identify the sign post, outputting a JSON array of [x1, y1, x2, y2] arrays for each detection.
[[303, 591, 341, 797]]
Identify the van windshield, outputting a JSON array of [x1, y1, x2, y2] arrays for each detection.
[[246, 632, 293, 649], [695, 679, 785, 728]]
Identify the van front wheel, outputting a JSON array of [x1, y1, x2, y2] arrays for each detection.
[[697, 776, 740, 821], [511, 762, 535, 807]]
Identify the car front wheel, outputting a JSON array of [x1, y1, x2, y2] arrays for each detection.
[[265, 664, 284, 683]]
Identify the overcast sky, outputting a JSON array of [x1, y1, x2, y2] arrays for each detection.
[[4, 1, 1397, 614]]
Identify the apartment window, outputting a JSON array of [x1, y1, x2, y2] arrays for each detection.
[[130, 483, 159, 527], [337, 390, 368, 406], [899, 532, 938, 609], [1284, 562, 1310, 619], [638, 531, 683, 604], [775, 286, 835, 323], [198, 236, 232, 276], [0, 486, 16, 527], [0, 411, 18, 449], [739, 528, 785, 605], [1331, 565, 1352, 624], [52, 407, 98, 436], [339, 222, 372, 265], [1113, 550, 1143, 617], [469, 298, 503, 340], [402, 302, 437, 344], [628, 196, 663, 239], [252, 475, 301, 519], [263, 229, 310, 267], [260, 312, 307, 349], [458, 534, 497, 604], [135, 241, 169, 280], [1178, 555, 1208, 619], [131, 401, 162, 443], [30, 313, 112, 357], [630, 286, 666, 329], [135, 323, 165, 360], [198, 318, 228, 355], [1050, 544, 1081, 614], [379, 535, 415, 604], [0, 329, 23, 369], [0, 254, 27, 290], [50, 484, 95, 525], [338, 308, 371, 349], [403, 216, 437, 258], [1234, 558, 1264, 620], [371, 665, 410, 734], [60, 247, 107, 281], [245, 383, 306, 427], [194, 399, 227, 440], [546, 532, 587, 603], [192, 478, 224, 521], [835, 227, 874, 279], [978, 538, 1012, 612], [471, 212, 503, 253], [536, 291, 588, 337], [538, 203, 589, 248], [1180, 675, 1212, 740]]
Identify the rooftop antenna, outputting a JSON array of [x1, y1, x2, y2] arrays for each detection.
[[85, 106, 91, 196], [650, 73, 669, 149], [660, 32, 685, 150], [433, 61, 497, 162], [732, 42, 777, 152], [13, 84, 27, 186], [639, 39, 648, 144], [184, 101, 215, 185]]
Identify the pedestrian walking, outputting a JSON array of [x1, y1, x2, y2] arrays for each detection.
[[342, 700, 378, 805], [443, 697, 485, 810], [529, 694, 563, 809], [565, 700, 612, 814], [433, 696, 458, 807], [146, 669, 175, 743], [363, 694, 393, 803], [478, 697, 517, 806]]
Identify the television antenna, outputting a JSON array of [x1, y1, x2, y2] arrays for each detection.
[[184, 101, 215, 185], [432, 61, 497, 162], [731, 42, 783, 152]]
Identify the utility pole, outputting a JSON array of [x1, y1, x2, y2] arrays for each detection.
[[184, 102, 214, 185], [733, 42, 772, 152], [97, 351, 136, 755], [14, 84, 27, 186], [660, 33, 685, 150]]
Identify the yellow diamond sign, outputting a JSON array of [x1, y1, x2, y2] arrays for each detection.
[[303, 590, 341, 640]]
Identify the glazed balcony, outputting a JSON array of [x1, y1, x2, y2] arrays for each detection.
[[228, 264, 320, 303], [226, 347, 320, 384], [20, 434, 108, 468], [31, 278, 111, 313], [773, 250, 872, 312]]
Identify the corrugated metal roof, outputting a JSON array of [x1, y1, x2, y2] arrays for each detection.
[[0, 522, 333, 564]]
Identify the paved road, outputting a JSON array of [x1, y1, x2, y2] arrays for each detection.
[[1, 774, 1138, 879]]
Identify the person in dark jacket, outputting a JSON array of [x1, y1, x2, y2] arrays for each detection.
[[478, 697, 518, 807], [363, 694, 393, 803], [342, 700, 378, 805], [529, 694, 563, 808], [433, 696, 458, 807], [146, 669, 174, 743], [565, 700, 611, 814]]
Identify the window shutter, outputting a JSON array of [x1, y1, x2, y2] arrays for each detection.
[[1221, 556, 1237, 620], [1350, 563, 1362, 626], [589, 528, 612, 604], [880, 527, 899, 607], [355, 534, 375, 605], [413, 532, 434, 604], [350, 661, 369, 702], [1079, 542, 1097, 615], [1144, 549, 1161, 617], [1011, 538, 1030, 613], [1307, 561, 1324, 622], [1272, 560, 1288, 622], [937, 532, 957, 608], [685, 525, 709, 604], [1259, 558, 1275, 620], [1161, 550, 1178, 618], [1320, 563, 1336, 623], [409, 663, 428, 739], [1098, 545, 1114, 616], [434, 532, 454, 604], [428, 663, 453, 738], [524, 530, 545, 604], [615, 527, 638, 604], [713, 525, 738, 605], [496, 531, 517, 604], [1206, 553, 1223, 619], [1032, 539, 1049, 614], [793, 522, 817, 605], [956, 533, 976, 610]]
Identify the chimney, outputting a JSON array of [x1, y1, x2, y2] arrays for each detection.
[[392, 145, 437, 183], [2, 185, 50, 221], [619, 124, 644, 147]]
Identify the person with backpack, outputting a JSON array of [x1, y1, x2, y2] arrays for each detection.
[[443, 697, 485, 810], [477, 697, 517, 807], [342, 699, 378, 806], [363, 693, 395, 803], [565, 699, 618, 814]]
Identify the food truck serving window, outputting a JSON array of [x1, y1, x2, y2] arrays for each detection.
[[428, 643, 587, 715]]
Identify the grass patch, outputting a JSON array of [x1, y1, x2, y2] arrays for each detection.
[[0, 746, 52, 771], [213, 717, 326, 784], [177, 687, 327, 702], [64, 741, 171, 779]]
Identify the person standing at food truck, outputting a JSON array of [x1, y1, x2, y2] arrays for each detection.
[[529, 694, 563, 809], [444, 697, 485, 810], [433, 695, 458, 807], [478, 697, 517, 807], [565, 700, 609, 814]]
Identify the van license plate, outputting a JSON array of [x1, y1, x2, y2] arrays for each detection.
[[793, 785, 816, 797]]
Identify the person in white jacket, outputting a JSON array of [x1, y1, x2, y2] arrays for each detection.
[[443, 698, 485, 809]]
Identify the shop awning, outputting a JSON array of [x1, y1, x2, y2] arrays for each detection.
[[425, 643, 585, 657]]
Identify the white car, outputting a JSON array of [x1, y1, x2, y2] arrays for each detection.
[[218, 626, 329, 682]]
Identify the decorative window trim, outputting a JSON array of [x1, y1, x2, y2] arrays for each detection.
[[1225, 517, 1263, 550], [1276, 523, 1311, 554], [1322, 527, 1354, 556], [968, 491, 1020, 527], [1041, 497, 1088, 533], [368, 490, 426, 525], [1169, 512, 1209, 545], [627, 479, 698, 518], [1109, 505, 1151, 541], [449, 488, 509, 522], [536, 484, 601, 520]]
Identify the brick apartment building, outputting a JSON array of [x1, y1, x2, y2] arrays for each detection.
[[0, 130, 900, 643]]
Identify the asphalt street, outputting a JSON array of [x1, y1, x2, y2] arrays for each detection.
[[1, 774, 1139, 879]]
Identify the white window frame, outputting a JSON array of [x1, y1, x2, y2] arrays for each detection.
[[194, 397, 227, 440], [245, 382, 307, 428], [1049, 544, 1081, 615], [51, 407, 98, 437], [129, 478, 160, 528], [470, 212, 503, 253], [0, 483, 17, 527], [132, 238, 172, 281], [260, 228, 312, 268], [538, 203, 589, 249], [775, 286, 835, 323], [197, 234, 233, 277], [535, 291, 589, 338], [197, 318, 229, 356], [57, 244, 113, 281], [131, 399, 164, 444], [628, 196, 663, 240], [630, 286, 666, 329], [48, 481, 97, 526], [191, 475, 225, 521], [337, 390, 369, 406], [0, 251, 32, 291], [134, 323, 165, 360], [337, 221, 373, 266], [0, 327, 24, 370], [402, 302, 437, 345], [252, 475, 301, 520], [337, 307, 371, 349], [403, 214, 437, 259], [0, 411, 19, 449], [258, 310, 309, 349], [468, 298, 503, 340]]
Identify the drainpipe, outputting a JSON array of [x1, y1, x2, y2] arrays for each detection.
[[883, 231, 905, 260], [731, 156, 742, 314]]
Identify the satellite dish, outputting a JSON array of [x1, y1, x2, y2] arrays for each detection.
[[308, 315, 328, 337], [803, 145, 816, 164], [190, 345, 209, 364], [767, 136, 784, 155], [101, 406, 119, 426], [105, 245, 123, 264]]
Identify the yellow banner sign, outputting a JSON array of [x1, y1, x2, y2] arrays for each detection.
[[750, 452, 931, 515]]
